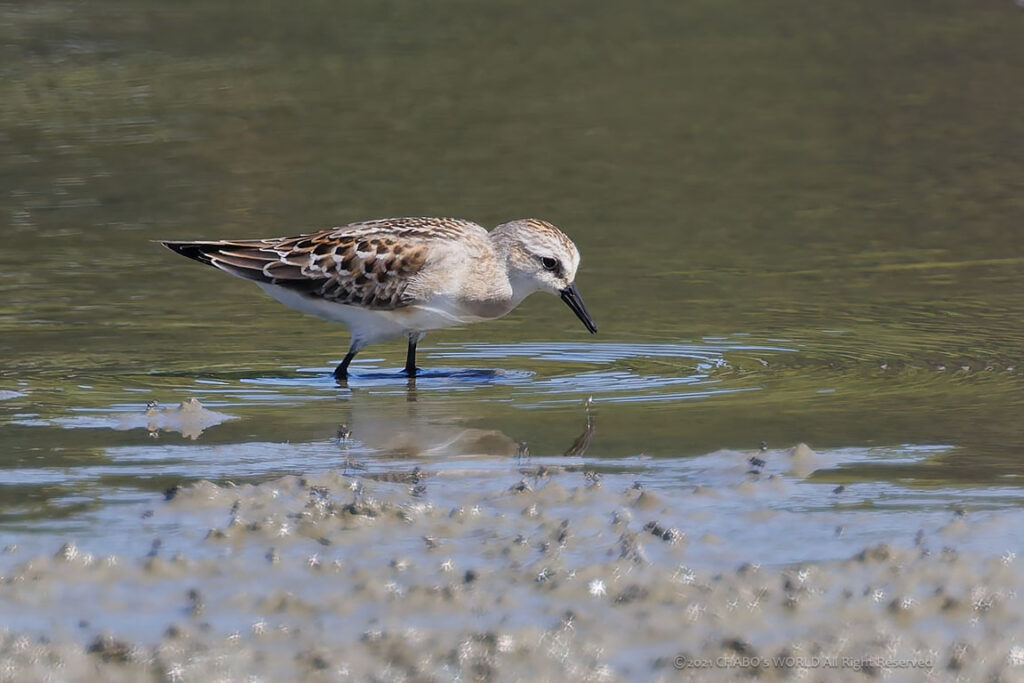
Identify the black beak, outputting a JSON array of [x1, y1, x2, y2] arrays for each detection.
[[560, 282, 598, 334]]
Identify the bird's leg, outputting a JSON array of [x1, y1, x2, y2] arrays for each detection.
[[403, 333, 426, 376], [334, 348, 358, 382], [403, 336, 419, 376]]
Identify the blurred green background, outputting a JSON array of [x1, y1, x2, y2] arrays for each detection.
[[1, 0, 1022, 525]]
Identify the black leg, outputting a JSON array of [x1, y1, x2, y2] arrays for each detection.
[[334, 350, 357, 381], [404, 337, 418, 376]]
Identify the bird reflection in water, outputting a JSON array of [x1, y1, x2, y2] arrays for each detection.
[[334, 396, 596, 482]]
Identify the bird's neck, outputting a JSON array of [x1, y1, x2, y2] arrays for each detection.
[[490, 232, 543, 302], [455, 235, 533, 319]]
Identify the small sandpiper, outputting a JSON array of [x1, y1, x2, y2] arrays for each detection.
[[162, 217, 597, 380]]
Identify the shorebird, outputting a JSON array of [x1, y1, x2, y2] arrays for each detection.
[[162, 217, 597, 380]]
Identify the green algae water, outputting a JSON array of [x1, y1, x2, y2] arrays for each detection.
[[2, 0, 1023, 557]]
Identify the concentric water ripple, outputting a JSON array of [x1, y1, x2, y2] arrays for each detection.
[[230, 340, 796, 406]]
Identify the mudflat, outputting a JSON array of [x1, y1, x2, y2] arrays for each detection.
[[2, 445, 1020, 681]]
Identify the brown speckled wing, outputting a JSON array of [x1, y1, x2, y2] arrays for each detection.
[[163, 217, 485, 310]]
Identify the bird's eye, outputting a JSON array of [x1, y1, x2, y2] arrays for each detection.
[[540, 256, 559, 271]]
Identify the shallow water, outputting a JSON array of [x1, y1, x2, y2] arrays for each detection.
[[1, 0, 1024, 664]]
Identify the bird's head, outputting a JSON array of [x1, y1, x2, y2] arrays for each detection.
[[491, 219, 597, 333]]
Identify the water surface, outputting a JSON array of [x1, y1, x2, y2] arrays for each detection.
[[1, 0, 1023, 565]]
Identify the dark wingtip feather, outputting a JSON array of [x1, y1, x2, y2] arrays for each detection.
[[160, 240, 282, 284], [160, 241, 219, 267], [162, 241, 205, 259]]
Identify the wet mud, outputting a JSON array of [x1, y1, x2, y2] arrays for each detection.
[[2, 447, 1022, 681]]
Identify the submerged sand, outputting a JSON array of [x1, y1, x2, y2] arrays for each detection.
[[1, 446, 1022, 681]]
